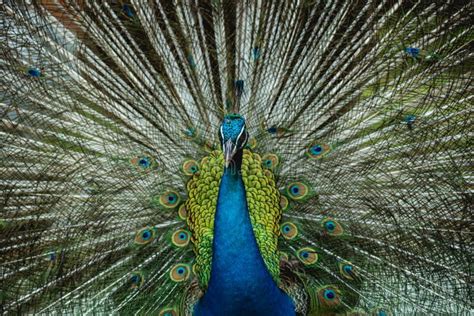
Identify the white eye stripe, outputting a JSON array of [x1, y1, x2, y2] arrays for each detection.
[[236, 124, 245, 143], [220, 126, 225, 151]]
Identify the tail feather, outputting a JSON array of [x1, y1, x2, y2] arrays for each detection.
[[1, 1, 472, 314]]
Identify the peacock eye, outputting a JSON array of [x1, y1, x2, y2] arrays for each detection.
[[171, 229, 191, 247], [306, 142, 331, 159], [321, 218, 343, 236], [182, 159, 199, 176], [280, 222, 298, 240], [317, 286, 341, 307], [325, 221, 336, 231], [134, 227, 155, 245], [280, 195, 289, 211], [296, 247, 318, 265], [262, 154, 279, 170], [170, 264, 191, 282], [178, 204, 187, 220], [323, 289, 336, 300], [338, 261, 356, 280], [286, 182, 310, 200], [158, 191, 181, 208], [159, 307, 178, 316], [130, 271, 144, 288], [139, 157, 150, 168]]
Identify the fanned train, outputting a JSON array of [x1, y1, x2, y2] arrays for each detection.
[[0, 1, 472, 315]]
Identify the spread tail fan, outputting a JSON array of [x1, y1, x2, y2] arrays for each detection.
[[1, 1, 472, 315]]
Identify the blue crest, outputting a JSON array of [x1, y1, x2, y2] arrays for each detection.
[[220, 114, 246, 143]]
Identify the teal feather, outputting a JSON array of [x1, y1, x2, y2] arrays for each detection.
[[0, 1, 471, 315]]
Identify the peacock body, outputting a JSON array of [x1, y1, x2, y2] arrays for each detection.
[[1, 1, 472, 315]]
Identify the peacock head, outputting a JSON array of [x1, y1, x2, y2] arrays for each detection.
[[219, 114, 248, 168]]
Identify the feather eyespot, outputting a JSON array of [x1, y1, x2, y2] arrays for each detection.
[[178, 204, 187, 220], [171, 229, 191, 247], [306, 142, 331, 159], [322, 218, 343, 236], [138, 157, 151, 168], [372, 308, 392, 316], [405, 47, 420, 58], [183, 127, 199, 139], [158, 190, 180, 208], [339, 261, 356, 280], [170, 264, 191, 282], [252, 47, 261, 60], [130, 155, 156, 171], [324, 289, 336, 300], [27, 67, 43, 77], [296, 247, 318, 265], [267, 126, 277, 134], [122, 4, 134, 18], [47, 250, 56, 262], [280, 222, 298, 240], [246, 137, 257, 149], [130, 271, 144, 288], [317, 286, 341, 307], [134, 227, 155, 245], [182, 159, 200, 176], [286, 182, 310, 200], [280, 195, 289, 211], [262, 153, 279, 170], [159, 307, 178, 316]]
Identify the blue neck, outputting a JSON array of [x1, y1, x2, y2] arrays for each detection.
[[195, 158, 295, 316]]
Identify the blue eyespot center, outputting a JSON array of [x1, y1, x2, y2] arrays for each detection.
[[284, 225, 290, 232], [131, 275, 139, 283], [179, 233, 186, 240], [291, 186, 299, 194], [177, 268, 185, 274], [142, 231, 151, 240], [311, 145, 322, 154], [405, 47, 420, 57], [325, 221, 335, 231], [252, 47, 261, 60], [301, 251, 309, 258], [139, 157, 150, 168], [28, 68, 41, 77], [344, 265, 353, 272], [324, 289, 335, 300], [267, 126, 277, 134], [404, 114, 416, 124]]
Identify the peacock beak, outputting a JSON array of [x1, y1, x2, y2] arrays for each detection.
[[223, 139, 237, 168]]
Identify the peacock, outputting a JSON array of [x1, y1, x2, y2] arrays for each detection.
[[0, 0, 472, 315]]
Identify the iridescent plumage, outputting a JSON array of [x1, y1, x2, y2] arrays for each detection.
[[0, 1, 471, 315]]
